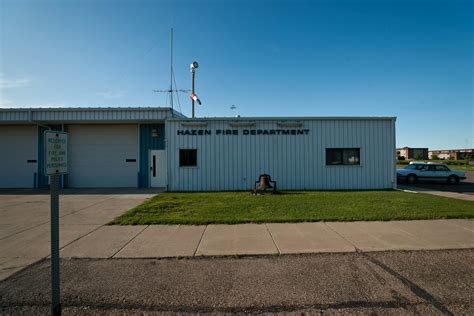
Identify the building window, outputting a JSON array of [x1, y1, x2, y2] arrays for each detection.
[[179, 149, 197, 167], [326, 148, 360, 165]]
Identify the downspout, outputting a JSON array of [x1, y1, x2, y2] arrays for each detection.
[[28, 109, 51, 189], [28, 109, 51, 130], [392, 117, 397, 189]]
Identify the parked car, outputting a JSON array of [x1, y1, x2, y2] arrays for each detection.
[[397, 162, 466, 184]]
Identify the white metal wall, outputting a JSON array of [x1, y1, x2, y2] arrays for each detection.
[[165, 118, 396, 191], [68, 124, 138, 188], [0, 125, 37, 188]]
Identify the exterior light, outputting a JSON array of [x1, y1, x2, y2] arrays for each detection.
[[190, 60, 199, 118], [190, 61, 199, 72], [151, 128, 158, 138]]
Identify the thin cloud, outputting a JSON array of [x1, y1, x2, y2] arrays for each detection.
[[0, 99, 15, 108], [97, 90, 125, 99], [0, 75, 32, 89]]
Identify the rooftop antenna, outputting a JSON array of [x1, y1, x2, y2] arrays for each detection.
[[230, 104, 239, 117], [154, 28, 190, 114], [230, 104, 237, 111]]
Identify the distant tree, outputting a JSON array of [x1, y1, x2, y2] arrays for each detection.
[[431, 154, 439, 160], [398, 156, 406, 161], [414, 153, 423, 160]]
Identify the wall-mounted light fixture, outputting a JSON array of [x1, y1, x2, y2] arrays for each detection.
[[151, 128, 158, 138]]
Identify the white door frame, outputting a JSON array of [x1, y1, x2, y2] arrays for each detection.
[[149, 149, 167, 188]]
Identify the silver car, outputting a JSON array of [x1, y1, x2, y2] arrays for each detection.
[[397, 162, 466, 184]]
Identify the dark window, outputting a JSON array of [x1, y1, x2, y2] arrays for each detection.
[[326, 148, 360, 165], [435, 165, 449, 171], [417, 165, 430, 171], [179, 149, 197, 167], [404, 164, 428, 170]]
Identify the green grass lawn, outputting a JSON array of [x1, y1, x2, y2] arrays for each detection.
[[111, 190, 474, 225], [442, 165, 474, 172]]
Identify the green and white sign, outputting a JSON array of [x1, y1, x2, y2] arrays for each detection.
[[44, 131, 68, 176]]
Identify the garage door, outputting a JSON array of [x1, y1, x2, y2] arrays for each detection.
[[0, 125, 38, 188], [68, 125, 138, 188]]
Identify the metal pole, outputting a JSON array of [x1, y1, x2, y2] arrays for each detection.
[[191, 71, 195, 119], [50, 174, 61, 316], [170, 28, 173, 111]]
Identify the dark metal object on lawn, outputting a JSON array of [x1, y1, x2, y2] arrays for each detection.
[[253, 174, 277, 194]]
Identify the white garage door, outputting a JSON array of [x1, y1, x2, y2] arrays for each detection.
[[68, 125, 138, 188], [0, 125, 38, 188]]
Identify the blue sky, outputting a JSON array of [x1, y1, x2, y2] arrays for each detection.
[[0, 0, 472, 149]]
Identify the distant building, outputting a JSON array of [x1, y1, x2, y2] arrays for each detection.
[[397, 147, 428, 160], [429, 149, 473, 160]]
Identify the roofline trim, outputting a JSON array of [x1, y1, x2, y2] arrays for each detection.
[[0, 107, 178, 112], [166, 116, 397, 122]]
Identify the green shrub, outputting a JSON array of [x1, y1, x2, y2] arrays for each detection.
[[397, 160, 409, 165], [444, 160, 466, 165], [397, 159, 468, 166], [398, 156, 405, 160]]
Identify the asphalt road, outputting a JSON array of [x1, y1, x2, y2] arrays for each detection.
[[1, 249, 473, 315]]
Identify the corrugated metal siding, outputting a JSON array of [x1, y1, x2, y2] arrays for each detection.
[[0, 125, 38, 188], [165, 119, 396, 191], [0, 111, 30, 121], [0, 108, 185, 123], [67, 124, 138, 188], [139, 124, 165, 187]]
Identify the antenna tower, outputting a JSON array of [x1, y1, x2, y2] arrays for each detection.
[[154, 28, 190, 112]]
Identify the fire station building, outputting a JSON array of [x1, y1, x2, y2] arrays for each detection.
[[0, 107, 396, 191]]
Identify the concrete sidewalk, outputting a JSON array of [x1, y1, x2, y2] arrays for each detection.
[[59, 219, 474, 259], [0, 191, 157, 280], [3, 189, 471, 282], [1, 188, 472, 281], [2, 218, 473, 281]]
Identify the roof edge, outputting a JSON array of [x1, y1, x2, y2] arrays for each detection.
[[166, 116, 397, 121], [0, 106, 178, 112]]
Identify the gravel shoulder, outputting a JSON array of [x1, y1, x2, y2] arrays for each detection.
[[1, 249, 473, 315]]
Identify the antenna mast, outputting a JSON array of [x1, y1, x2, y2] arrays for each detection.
[[153, 28, 190, 113], [169, 28, 173, 110]]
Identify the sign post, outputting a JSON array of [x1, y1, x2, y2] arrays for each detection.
[[44, 131, 68, 316]]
